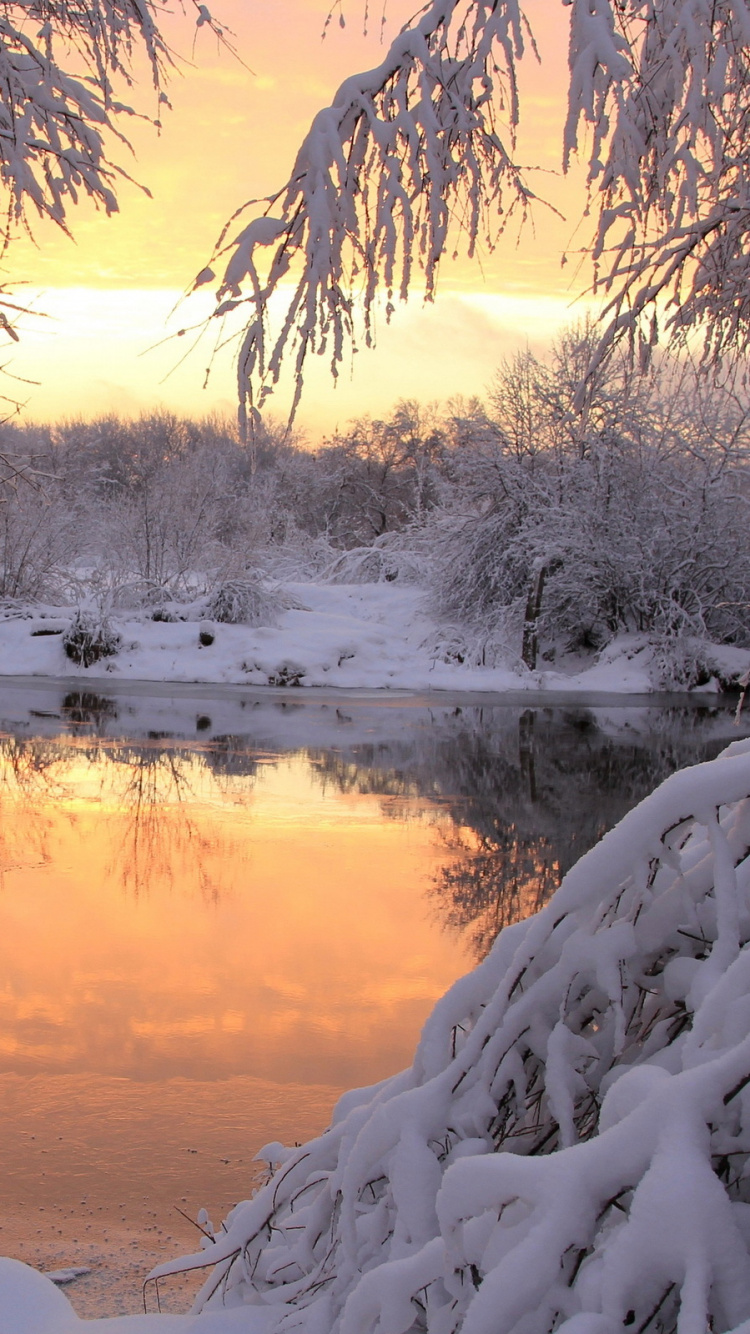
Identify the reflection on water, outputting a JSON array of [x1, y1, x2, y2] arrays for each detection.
[[0, 680, 746, 1314], [0, 742, 464, 1085], [307, 700, 750, 957]]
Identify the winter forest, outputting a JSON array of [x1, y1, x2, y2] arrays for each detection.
[[3, 328, 750, 691], [6, 0, 750, 1333]]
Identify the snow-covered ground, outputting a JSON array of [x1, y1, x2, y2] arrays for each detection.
[[1, 584, 748, 694]]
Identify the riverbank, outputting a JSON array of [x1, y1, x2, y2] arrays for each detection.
[[1, 584, 748, 694]]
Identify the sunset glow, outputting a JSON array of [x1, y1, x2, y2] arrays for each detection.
[[0, 742, 472, 1086], [5, 0, 592, 433]]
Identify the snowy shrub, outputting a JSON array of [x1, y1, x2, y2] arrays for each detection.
[[326, 543, 427, 586], [648, 637, 722, 691], [262, 528, 335, 582], [62, 611, 121, 668], [152, 738, 750, 1334], [204, 577, 279, 626], [0, 487, 79, 602], [423, 611, 524, 671]]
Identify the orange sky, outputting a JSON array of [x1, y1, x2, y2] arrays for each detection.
[[4, 0, 594, 434]]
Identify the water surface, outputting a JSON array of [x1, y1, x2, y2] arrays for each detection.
[[0, 679, 745, 1314]]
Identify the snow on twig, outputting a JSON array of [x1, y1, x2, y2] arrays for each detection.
[[204, 0, 750, 418]]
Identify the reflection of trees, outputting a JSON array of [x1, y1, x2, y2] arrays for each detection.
[[60, 691, 119, 732], [201, 735, 263, 781], [308, 704, 747, 959], [436, 827, 559, 959], [104, 744, 221, 901], [0, 735, 75, 876], [1, 691, 746, 948], [310, 748, 422, 802], [0, 730, 260, 903]]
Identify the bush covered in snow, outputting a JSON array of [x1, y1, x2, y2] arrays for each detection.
[[62, 611, 121, 668], [149, 737, 750, 1334], [204, 578, 280, 627], [434, 334, 750, 667], [326, 536, 429, 587]]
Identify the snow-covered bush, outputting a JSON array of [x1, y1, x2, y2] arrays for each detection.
[[0, 486, 79, 601], [99, 455, 230, 605], [326, 536, 429, 586], [62, 611, 121, 668], [152, 737, 750, 1334], [266, 661, 306, 687], [422, 612, 524, 671], [204, 578, 279, 627]]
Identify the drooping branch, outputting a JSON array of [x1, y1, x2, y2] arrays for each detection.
[[565, 0, 750, 365], [205, 0, 750, 425], [0, 0, 237, 249], [0, 0, 165, 241], [199, 0, 538, 430]]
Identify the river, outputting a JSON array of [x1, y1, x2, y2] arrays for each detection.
[[0, 678, 745, 1315]]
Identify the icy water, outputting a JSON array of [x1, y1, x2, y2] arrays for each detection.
[[0, 678, 747, 1317]]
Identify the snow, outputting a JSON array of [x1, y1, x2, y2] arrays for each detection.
[[0, 585, 746, 695], [8, 736, 750, 1332], [0, 1257, 271, 1334]]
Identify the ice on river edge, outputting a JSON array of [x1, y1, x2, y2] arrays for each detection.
[[9, 739, 750, 1333]]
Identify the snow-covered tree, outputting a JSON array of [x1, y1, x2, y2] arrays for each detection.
[[430, 332, 750, 675], [198, 0, 750, 426], [0, 0, 170, 268], [0, 0, 235, 366]]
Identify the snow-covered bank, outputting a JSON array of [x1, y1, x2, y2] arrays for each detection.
[[1, 585, 748, 694], [8, 736, 750, 1333]]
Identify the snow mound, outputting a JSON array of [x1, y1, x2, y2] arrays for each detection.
[[43, 1269, 91, 1287], [0, 1258, 78, 1334], [143, 735, 750, 1334]]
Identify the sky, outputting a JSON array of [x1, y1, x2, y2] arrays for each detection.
[[3, 0, 595, 437]]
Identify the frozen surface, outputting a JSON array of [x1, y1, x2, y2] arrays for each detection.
[[1, 586, 747, 694]]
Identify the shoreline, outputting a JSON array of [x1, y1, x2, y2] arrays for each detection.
[[3, 584, 749, 700], [0, 670, 740, 710]]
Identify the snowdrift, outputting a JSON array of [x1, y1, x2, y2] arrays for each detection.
[[8, 737, 750, 1334], [147, 735, 750, 1334]]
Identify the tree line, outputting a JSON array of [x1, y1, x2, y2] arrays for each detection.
[[0, 327, 748, 683]]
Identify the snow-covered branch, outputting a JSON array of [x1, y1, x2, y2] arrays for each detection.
[[152, 735, 750, 1334], [566, 0, 750, 362], [204, 0, 750, 419], [0, 0, 237, 251], [201, 0, 536, 429]]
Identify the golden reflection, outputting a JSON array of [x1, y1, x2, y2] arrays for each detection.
[[0, 735, 471, 1087]]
